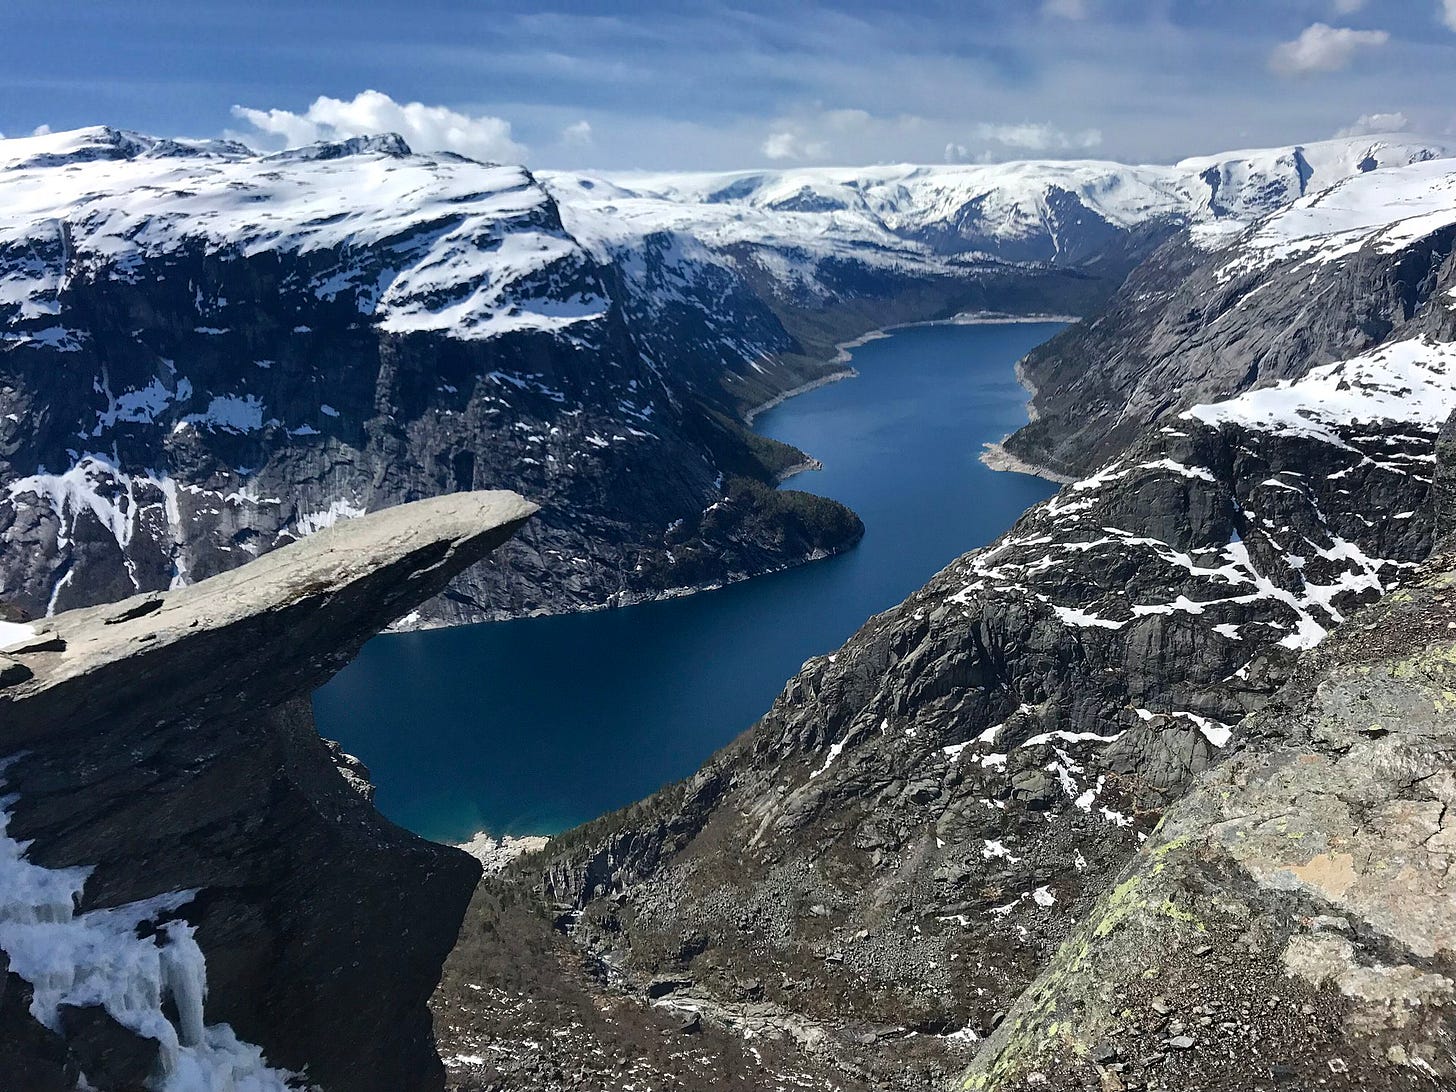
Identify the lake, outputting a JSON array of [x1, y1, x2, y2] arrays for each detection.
[[313, 321, 1063, 843]]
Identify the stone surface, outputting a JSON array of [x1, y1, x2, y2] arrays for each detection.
[[961, 555, 1456, 1090], [0, 490, 535, 1090]]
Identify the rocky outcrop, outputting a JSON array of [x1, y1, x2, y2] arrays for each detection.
[[0, 490, 535, 1090], [961, 549, 1456, 1091]]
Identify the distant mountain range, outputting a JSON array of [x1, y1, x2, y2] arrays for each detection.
[[1, 125, 1450, 625]]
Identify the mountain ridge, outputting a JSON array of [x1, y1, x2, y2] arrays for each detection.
[[2, 126, 1448, 628]]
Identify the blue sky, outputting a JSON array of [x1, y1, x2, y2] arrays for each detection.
[[4, 1, 1455, 169]]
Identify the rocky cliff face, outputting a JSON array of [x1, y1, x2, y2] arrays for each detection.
[[961, 546, 1456, 1091], [0, 490, 534, 1090], [1005, 155, 1456, 478], [434, 352, 1456, 1091], [2, 128, 1445, 628], [432, 156, 1456, 1091]]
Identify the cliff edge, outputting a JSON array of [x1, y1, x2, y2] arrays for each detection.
[[0, 490, 536, 1090]]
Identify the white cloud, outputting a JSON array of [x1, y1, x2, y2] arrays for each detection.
[[971, 122, 1103, 152], [1269, 23, 1389, 76], [761, 130, 830, 161], [1042, 0, 1089, 18], [1335, 110, 1410, 137], [561, 120, 594, 147], [945, 143, 998, 165], [821, 108, 874, 133], [1443, 0, 1456, 31], [230, 89, 525, 162], [0, 125, 53, 141]]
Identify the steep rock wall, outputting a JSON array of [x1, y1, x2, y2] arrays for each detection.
[[0, 490, 534, 1090]]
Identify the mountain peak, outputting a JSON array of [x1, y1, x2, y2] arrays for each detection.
[[263, 132, 414, 162]]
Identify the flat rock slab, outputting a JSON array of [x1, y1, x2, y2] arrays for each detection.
[[0, 490, 536, 1092]]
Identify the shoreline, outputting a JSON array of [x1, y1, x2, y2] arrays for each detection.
[[743, 310, 1078, 426], [975, 358, 1075, 483], [743, 368, 858, 426], [1014, 357, 1045, 423], [978, 441, 1075, 484], [453, 830, 551, 874], [775, 456, 824, 484], [385, 311, 1079, 634], [911, 310, 1081, 328]]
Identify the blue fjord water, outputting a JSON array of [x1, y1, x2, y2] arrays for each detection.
[[313, 321, 1063, 843]]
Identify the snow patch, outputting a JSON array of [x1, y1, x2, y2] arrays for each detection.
[[0, 621, 37, 652], [1184, 338, 1456, 445]]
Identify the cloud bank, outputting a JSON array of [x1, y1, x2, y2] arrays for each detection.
[[1335, 111, 1410, 137], [230, 90, 525, 162], [1269, 23, 1389, 76]]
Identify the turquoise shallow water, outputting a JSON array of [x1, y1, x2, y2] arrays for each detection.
[[313, 321, 1062, 843]]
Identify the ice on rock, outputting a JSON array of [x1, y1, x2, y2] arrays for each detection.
[[0, 759, 296, 1090], [289, 499, 367, 538], [182, 394, 267, 434], [809, 735, 849, 779], [6, 454, 184, 565]]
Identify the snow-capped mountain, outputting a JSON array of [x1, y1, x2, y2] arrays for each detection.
[[0, 127, 863, 624], [0, 125, 1450, 625], [1212, 151, 1456, 277], [1006, 149, 1456, 479], [545, 134, 1450, 271], [0, 127, 606, 346]]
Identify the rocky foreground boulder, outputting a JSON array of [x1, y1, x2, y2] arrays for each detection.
[[963, 550, 1456, 1090], [0, 489, 535, 1090]]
